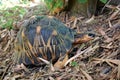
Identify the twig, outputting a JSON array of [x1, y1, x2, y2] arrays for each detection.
[[38, 57, 55, 71], [80, 69, 93, 80], [71, 18, 77, 29], [85, 15, 95, 24], [108, 9, 120, 21], [101, 0, 111, 13], [1, 62, 12, 80], [108, 20, 113, 28], [64, 44, 99, 66], [40, 72, 59, 77], [38, 57, 50, 65], [0, 29, 7, 35]]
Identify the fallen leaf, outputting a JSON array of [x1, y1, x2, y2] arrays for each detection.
[[80, 69, 93, 80]]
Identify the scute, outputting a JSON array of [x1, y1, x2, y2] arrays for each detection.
[[14, 15, 76, 66]]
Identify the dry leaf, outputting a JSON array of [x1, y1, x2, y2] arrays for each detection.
[[93, 58, 120, 66], [117, 63, 120, 79], [108, 9, 120, 21], [98, 28, 112, 43], [85, 15, 95, 24], [80, 69, 93, 80]]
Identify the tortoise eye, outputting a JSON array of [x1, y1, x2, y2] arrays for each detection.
[[88, 33, 95, 38]]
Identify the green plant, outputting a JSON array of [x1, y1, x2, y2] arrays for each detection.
[[44, 0, 108, 14], [0, 6, 27, 29], [78, 0, 107, 3], [44, 0, 64, 12], [70, 61, 78, 67], [100, 0, 107, 3]]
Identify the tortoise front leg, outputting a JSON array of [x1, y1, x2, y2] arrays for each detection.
[[54, 54, 68, 69]]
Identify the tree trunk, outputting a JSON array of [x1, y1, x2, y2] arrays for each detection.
[[67, 0, 97, 17], [67, 0, 120, 17], [45, 0, 120, 17]]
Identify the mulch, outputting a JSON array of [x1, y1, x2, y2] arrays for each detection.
[[0, 4, 120, 80]]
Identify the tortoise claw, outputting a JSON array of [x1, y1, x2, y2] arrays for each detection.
[[54, 54, 68, 69]]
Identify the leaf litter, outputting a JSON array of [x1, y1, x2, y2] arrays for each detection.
[[0, 3, 120, 80]]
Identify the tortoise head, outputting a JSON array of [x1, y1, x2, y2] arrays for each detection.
[[73, 32, 95, 45]]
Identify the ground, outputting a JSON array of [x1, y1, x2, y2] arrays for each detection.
[[0, 1, 120, 80]]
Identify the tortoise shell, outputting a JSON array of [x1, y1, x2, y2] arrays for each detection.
[[14, 15, 95, 66], [14, 16, 76, 66]]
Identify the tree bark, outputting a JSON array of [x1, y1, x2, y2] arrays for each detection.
[[67, 0, 97, 17], [67, 0, 120, 17]]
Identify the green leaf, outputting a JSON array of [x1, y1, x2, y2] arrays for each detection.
[[70, 61, 78, 67], [54, 0, 63, 8], [100, 0, 107, 4], [77, 0, 87, 3]]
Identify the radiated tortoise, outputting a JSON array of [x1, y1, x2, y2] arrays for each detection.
[[14, 15, 95, 68]]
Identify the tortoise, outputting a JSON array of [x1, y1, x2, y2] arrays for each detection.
[[14, 15, 95, 68]]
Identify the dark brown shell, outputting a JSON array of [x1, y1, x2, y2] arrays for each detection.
[[14, 16, 76, 66]]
